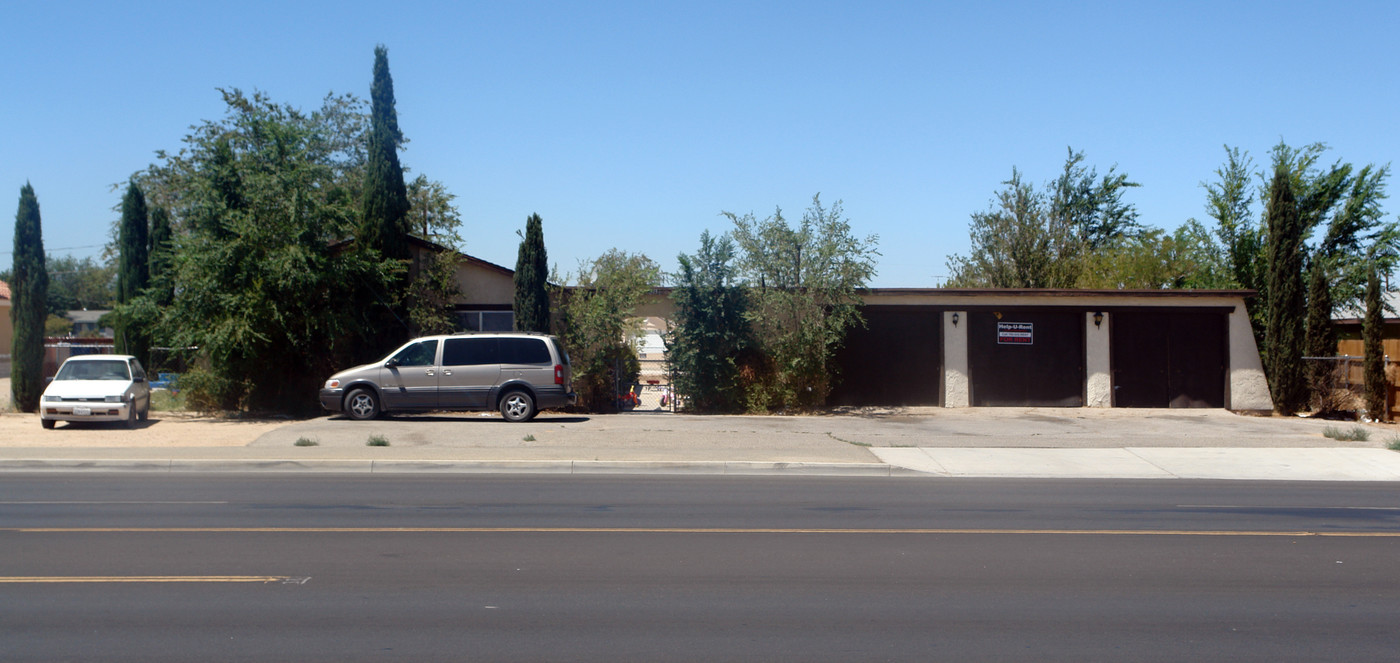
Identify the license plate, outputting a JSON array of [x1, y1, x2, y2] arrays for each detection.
[[73, 406, 91, 416]]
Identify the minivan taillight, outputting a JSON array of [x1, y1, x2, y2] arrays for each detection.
[[554, 364, 565, 385]]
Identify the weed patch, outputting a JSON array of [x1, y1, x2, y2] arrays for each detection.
[[367, 434, 390, 447], [294, 437, 319, 447], [1323, 425, 1371, 442]]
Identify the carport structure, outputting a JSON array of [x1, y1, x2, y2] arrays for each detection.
[[830, 289, 1272, 412]]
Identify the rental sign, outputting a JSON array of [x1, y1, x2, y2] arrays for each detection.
[[996, 322, 1033, 345]]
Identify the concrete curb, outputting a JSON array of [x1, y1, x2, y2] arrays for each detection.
[[0, 459, 905, 477]]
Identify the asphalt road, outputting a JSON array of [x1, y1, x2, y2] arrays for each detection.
[[4, 475, 1399, 662]]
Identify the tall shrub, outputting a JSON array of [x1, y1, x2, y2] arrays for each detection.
[[557, 250, 660, 411], [1263, 166, 1307, 414], [514, 213, 550, 332], [727, 195, 878, 410], [666, 231, 752, 412], [1363, 268, 1386, 420], [10, 183, 48, 412], [116, 183, 150, 364]]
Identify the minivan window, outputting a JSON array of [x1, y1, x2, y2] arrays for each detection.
[[500, 338, 552, 365], [550, 338, 571, 366], [391, 340, 438, 367], [442, 337, 500, 366]]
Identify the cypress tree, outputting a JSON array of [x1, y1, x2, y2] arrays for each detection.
[[361, 44, 411, 263], [147, 206, 174, 307], [116, 183, 150, 364], [513, 213, 550, 332], [10, 183, 48, 412], [1363, 268, 1386, 420], [1264, 166, 1307, 414], [1303, 262, 1336, 408]]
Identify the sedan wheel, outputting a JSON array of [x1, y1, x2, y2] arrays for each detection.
[[346, 388, 380, 420], [500, 390, 536, 422], [125, 402, 138, 429]]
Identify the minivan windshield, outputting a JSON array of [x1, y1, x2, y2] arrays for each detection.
[[54, 360, 131, 381]]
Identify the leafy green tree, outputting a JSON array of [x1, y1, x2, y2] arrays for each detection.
[[1363, 267, 1386, 420], [360, 45, 410, 264], [556, 250, 661, 411], [406, 174, 464, 247], [10, 183, 48, 412], [404, 249, 462, 336], [44, 254, 115, 315], [948, 149, 1139, 288], [1263, 165, 1308, 415], [666, 231, 753, 412], [727, 195, 878, 410], [134, 89, 397, 412], [1050, 147, 1142, 250], [1204, 146, 1262, 286], [1077, 222, 1230, 289], [947, 169, 1073, 288], [115, 183, 150, 363], [514, 213, 550, 333], [45, 314, 73, 337]]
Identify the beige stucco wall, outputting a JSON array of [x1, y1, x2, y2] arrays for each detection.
[[0, 299, 12, 359], [451, 259, 516, 307], [1228, 307, 1273, 412], [1085, 311, 1112, 407], [943, 310, 969, 407]]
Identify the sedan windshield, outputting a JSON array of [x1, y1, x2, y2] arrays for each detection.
[[54, 360, 131, 381]]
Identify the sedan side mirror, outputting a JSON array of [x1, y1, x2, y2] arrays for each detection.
[[385, 358, 400, 368]]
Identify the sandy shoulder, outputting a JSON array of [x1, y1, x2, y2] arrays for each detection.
[[0, 411, 291, 447]]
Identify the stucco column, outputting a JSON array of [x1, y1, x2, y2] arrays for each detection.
[[1085, 311, 1111, 407], [944, 311, 969, 407], [1228, 308, 1273, 411]]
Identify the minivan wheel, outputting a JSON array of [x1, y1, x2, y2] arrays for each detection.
[[346, 388, 381, 420], [500, 390, 536, 422]]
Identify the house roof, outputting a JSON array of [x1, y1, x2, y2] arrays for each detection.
[[1333, 290, 1400, 324]]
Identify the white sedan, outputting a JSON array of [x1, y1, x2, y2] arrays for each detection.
[[40, 354, 152, 429]]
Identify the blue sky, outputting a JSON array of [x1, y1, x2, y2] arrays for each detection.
[[4, 1, 1399, 287]]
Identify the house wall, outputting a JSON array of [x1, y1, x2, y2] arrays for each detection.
[[0, 299, 12, 358], [451, 259, 516, 306]]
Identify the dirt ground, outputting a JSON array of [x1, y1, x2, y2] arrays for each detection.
[[0, 377, 289, 447], [0, 410, 289, 447]]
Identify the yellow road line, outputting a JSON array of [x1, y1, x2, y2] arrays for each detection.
[[0, 576, 296, 584], [5, 527, 1399, 537]]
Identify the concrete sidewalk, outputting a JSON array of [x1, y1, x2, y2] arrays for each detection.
[[2, 406, 1400, 480]]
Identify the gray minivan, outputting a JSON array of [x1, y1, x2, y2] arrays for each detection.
[[319, 332, 574, 422]]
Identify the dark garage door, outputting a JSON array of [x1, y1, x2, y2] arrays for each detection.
[[830, 307, 942, 406], [969, 310, 1084, 407], [1111, 311, 1226, 408]]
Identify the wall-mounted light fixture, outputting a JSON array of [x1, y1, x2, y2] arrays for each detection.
[[1093, 311, 1104, 328], [951, 312, 960, 326]]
